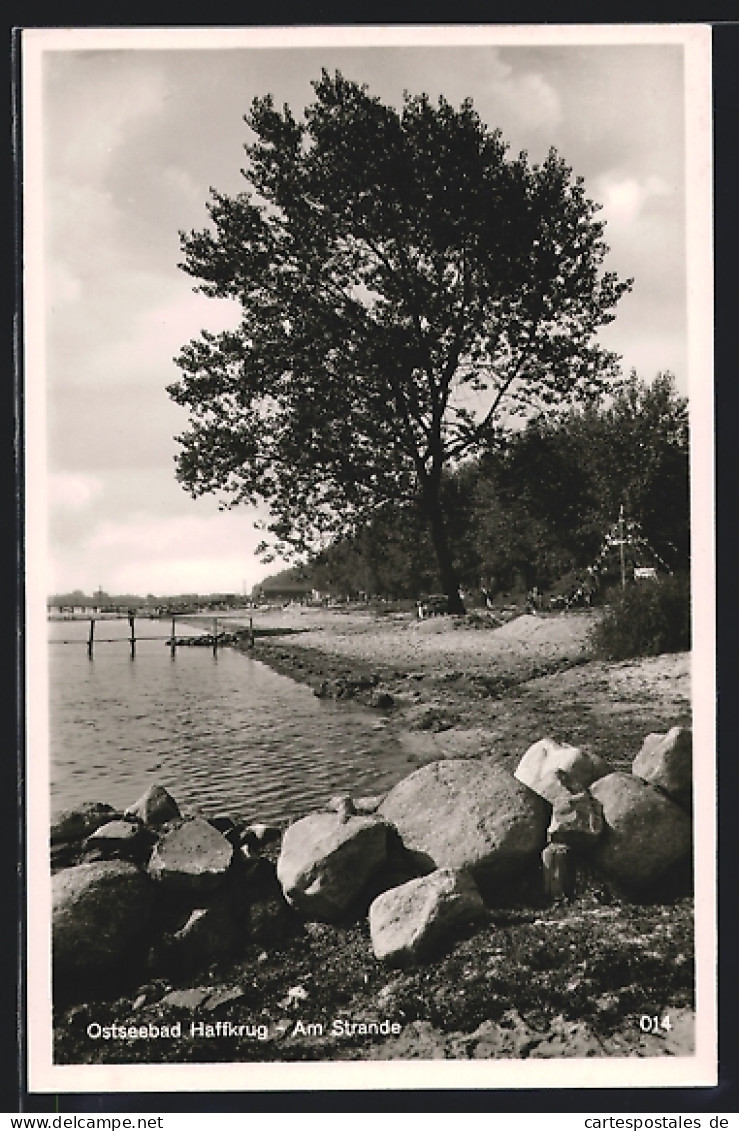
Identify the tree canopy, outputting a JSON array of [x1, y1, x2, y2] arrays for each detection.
[[168, 71, 632, 612], [303, 371, 689, 604]]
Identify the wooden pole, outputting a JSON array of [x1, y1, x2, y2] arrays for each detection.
[[542, 844, 574, 902], [170, 616, 176, 657], [129, 612, 136, 659], [213, 616, 218, 656], [87, 617, 95, 659], [619, 504, 626, 589], [249, 615, 254, 648]]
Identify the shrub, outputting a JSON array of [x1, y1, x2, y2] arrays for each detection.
[[592, 573, 691, 660]]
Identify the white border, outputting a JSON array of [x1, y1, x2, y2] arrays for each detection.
[[22, 22, 716, 1095]]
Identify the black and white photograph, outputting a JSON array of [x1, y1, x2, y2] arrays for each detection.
[[22, 24, 715, 1094]]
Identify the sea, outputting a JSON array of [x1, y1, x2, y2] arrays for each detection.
[[45, 615, 412, 826]]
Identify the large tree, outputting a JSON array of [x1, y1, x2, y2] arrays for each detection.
[[168, 71, 632, 613]]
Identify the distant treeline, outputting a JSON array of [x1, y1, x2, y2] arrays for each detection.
[[47, 590, 250, 611], [303, 372, 689, 602]]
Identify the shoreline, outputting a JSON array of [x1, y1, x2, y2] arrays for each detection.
[[238, 607, 690, 773], [51, 608, 695, 1065]]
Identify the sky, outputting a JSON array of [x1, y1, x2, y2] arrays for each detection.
[[24, 26, 710, 598]]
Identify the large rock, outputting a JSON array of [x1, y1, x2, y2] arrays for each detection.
[[51, 802, 119, 845], [378, 759, 548, 887], [154, 897, 240, 974], [125, 784, 180, 826], [369, 867, 486, 964], [85, 819, 155, 863], [514, 737, 608, 803], [147, 816, 234, 894], [53, 860, 153, 992], [276, 811, 389, 919], [632, 726, 692, 809], [590, 773, 692, 889]]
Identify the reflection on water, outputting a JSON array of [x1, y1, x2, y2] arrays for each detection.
[[47, 619, 410, 825]]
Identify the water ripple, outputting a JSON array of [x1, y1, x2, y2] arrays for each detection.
[[47, 620, 410, 824]]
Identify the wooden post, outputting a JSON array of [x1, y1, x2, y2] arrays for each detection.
[[249, 615, 254, 648], [542, 843, 574, 902], [129, 613, 136, 659], [213, 616, 218, 656], [170, 616, 176, 657], [619, 503, 626, 589], [87, 617, 95, 659]]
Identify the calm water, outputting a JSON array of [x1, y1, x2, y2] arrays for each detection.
[[47, 618, 411, 825]]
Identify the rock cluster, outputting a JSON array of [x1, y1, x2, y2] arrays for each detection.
[[51, 726, 693, 1003], [519, 730, 693, 899], [314, 673, 394, 709]]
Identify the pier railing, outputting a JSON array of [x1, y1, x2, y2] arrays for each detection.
[[51, 615, 255, 658]]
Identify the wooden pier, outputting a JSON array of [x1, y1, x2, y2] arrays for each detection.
[[71, 614, 256, 658]]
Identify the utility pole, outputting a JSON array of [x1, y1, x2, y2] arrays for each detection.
[[619, 504, 626, 589]]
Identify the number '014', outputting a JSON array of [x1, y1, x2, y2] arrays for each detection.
[[639, 1014, 672, 1032]]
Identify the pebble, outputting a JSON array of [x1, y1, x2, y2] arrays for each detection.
[[160, 988, 211, 1010]]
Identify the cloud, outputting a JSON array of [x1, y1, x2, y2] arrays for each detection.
[[47, 55, 168, 184], [404, 48, 563, 145], [48, 472, 103, 509], [161, 164, 206, 212], [45, 180, 122, 307], [495, 69, 562, 133], [594, 172, 673, 230], [132, 288, 242, 371], [54, 509, 278, 596]]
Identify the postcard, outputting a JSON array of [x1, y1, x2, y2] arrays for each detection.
[[22, 22, 716, 1096]]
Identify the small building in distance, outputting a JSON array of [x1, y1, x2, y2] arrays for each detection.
[[251, 568, 316, 606]]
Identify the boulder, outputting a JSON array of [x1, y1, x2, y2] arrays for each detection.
[[155, 898, 240, 973], [378, 759, 548, 887], [86, 818, 140, 843], [276, 811, 390, 919], [369, 868, 486, 964], [53, 860, 153, 993], [632, 726, 692, 809], [242, 856, 301, 943], [590, 773, 692, 889], [147, 816, 234, 894], [125, 784, 180, 827], [51, 802, 119, 845], [85, 819, 155, 863], [547, 791, 604, 849], [514, 737, 608, 803]]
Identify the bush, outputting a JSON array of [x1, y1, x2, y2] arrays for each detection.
[[592, 573, 691, 660]]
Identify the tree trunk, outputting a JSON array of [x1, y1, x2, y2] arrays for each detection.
[[420, 478, 466, 616]]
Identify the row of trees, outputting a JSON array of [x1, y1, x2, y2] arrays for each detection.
[[305, 370, 689, 603]]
